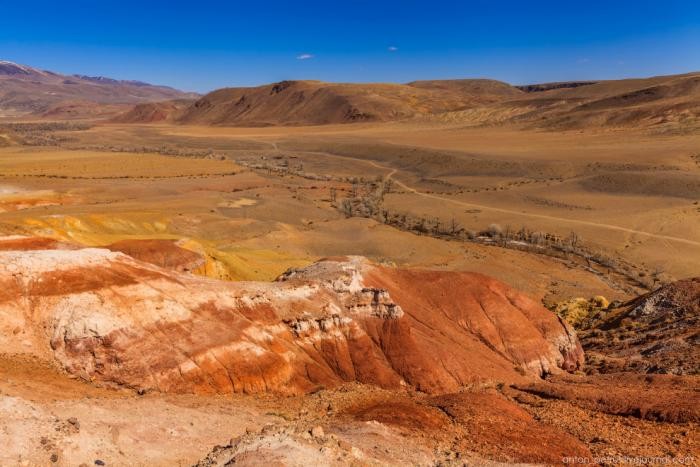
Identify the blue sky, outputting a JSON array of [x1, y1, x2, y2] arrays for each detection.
[[1, 0, 699, 92]]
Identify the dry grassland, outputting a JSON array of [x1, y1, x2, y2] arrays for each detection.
[[1, 121, 698, 303]]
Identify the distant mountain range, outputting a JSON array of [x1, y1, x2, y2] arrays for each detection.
[[2, 59, 699, 130], [116, 78, 522, 125], [118, 73, 700, 130], [0, 60, 198, 117]]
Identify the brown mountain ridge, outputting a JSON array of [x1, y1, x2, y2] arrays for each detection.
[[3, 59, 698, 129], [113, 71, 700, 129], [174, 78, 522, 126], [0, 60, 198, 117]]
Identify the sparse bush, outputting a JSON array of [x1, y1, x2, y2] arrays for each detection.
[[487, 223, 503, 237], [340, 199, 354, 217]]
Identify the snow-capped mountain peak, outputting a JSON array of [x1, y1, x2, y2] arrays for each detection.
[[0, 60, 45, 76]]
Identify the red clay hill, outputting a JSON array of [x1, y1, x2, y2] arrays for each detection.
[[0, 236, 582, 395]]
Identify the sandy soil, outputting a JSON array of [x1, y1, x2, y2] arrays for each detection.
[[2, 355, 697, 466]]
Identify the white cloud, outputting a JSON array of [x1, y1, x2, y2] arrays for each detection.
[[296, 53, 314, 60], [388, 46, 398, 52]]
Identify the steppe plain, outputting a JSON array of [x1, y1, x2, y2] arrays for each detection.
[[2, 120, 699, 296]]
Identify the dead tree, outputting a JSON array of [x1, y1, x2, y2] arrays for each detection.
[[450, 217, 460, 235]]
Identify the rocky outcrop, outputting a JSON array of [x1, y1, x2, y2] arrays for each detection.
[[513, 373, 700, 423], [0, 239, 583, 395], [575, 278, 699, 375]]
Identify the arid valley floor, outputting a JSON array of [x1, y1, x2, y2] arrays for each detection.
[[0, 68, 699, 466]]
